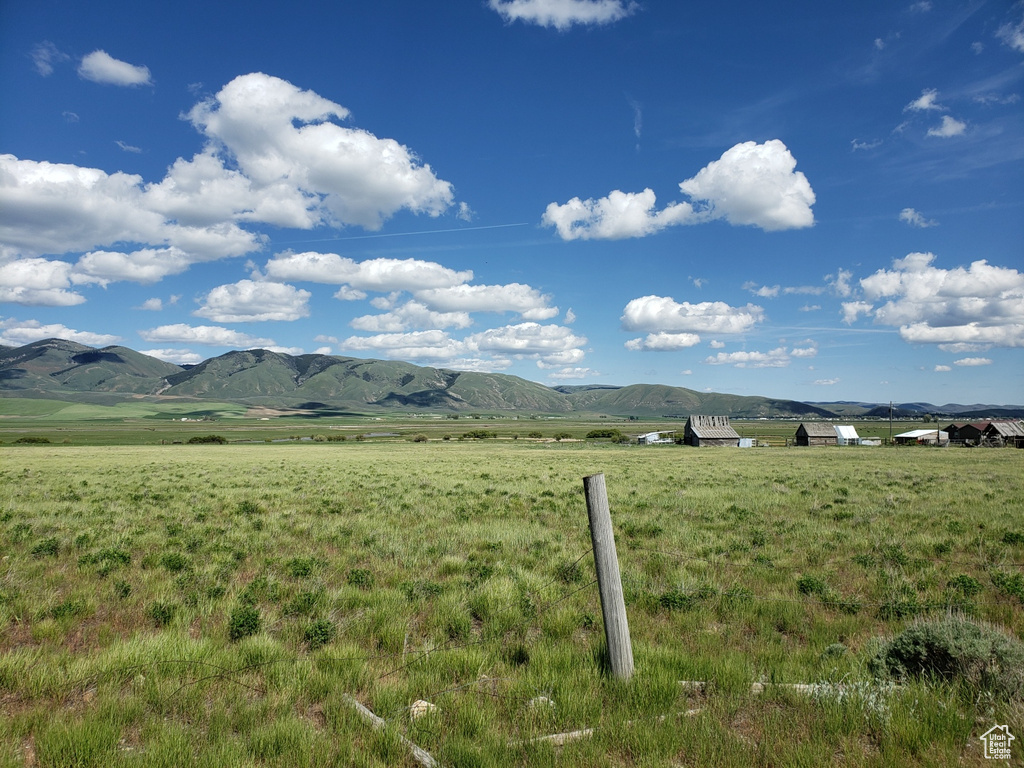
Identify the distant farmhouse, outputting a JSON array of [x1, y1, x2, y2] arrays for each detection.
[[684, 415, 740, 447], [943, 422, 984, 445], [795, 423, 861, 446], [943, 420, 1024, 448], [795, 422, 837, 447]]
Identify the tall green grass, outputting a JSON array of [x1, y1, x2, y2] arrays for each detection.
[[1, 443, 1021, 766]]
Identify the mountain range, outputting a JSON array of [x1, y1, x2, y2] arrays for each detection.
[[1, 339, 1021, 419]]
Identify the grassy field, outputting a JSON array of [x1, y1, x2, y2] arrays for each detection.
[[2, 440, 1023, 766]]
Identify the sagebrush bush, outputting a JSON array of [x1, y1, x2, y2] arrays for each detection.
[[869, 614, 1024, 700], [228, 605, 261, 641], [303, 619, 336, 650]]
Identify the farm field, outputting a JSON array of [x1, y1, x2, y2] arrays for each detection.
[[2, 441, 1023, 766]]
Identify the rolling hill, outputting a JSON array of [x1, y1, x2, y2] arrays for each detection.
[[1, 339, 1020, 418]]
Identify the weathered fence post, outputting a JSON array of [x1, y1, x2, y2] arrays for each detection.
[[583, 472, 634, 681]]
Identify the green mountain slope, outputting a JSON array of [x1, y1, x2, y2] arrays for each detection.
[[0, 338, 184, 396], [9, 338, 1004, 418]]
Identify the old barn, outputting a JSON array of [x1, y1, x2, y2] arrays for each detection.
[[684, 415, 740, 447], [982, 420, 1024, 448], [795, 422, 838, 446]]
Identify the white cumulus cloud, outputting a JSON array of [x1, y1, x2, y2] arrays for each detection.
[[265, 252, 472, 291], [0, 318, 120, 347], [0, 155, 261, 263], [543, 140, 814, 239], [488, 0, 637, 30], [927, 115, 967, 137], [194, 280, 311, 322], [622, 295, 764, 334], [899, 208, 937, 228], [853, 252, 1024, 347], [413, 282, 557, 320], [0, 258, 86, 306], [904, 88, 944, 112], [953, 357, 993, 367], [186, 73, 455, 230], [349, 301, 472, 332], [78, 50, 152, 86], [139, 323, 276, 348], [703, 347, 793, 368], [139, 348, 204, 365]]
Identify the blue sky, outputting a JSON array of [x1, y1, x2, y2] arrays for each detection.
[[1, 0, 1022, 406]]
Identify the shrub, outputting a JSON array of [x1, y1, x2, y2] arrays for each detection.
[[659, 585, 716, 611], [586, 428, 624, 440], [412, 434, 428, 442], [49, 598, 87, 620], [991, 570, 1024, 604], [146, 601, 177, 627], [528, 431, 543, 439], [946, 574, 983, 598], [228, 605, 261, 641], [868, 615, 1024, 700], [347, 568, 374, 589], [400, 580, 443, 600], [159, 552, 190, 573], [285, 557, 317, 579], [303, 619, 336, 650], [284, 590, 322, 616], [797, 575, 828, 597], [553, 432, 572, 441], [187, 435, 227, 444], [31, 537, 60, 557], [14, 436, 51, 444]]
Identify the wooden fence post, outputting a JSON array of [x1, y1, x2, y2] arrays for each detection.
[[583, 473, 634, 681]]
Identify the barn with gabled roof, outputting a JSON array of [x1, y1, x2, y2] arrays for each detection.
[[982, 420, 1024, 448], [684, 415, 740, 447], [795, 422, 837, 447]]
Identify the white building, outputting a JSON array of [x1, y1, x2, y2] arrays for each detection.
[[637, 431, 675, 445], [834, 425, 860, 446]]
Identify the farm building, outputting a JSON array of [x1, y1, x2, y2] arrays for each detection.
[[982, 420, 1024, 448], [944, 422, 986, 445], [683, 415, 740, 447], [834, 425, 860, 446], [637, 431, 675, 445], [894, 428, 949, 446], [795, 422, 838, 446]]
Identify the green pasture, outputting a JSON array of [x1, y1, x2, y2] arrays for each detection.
[[1, 396, 928, 447], [1, 442, 1022, 766]]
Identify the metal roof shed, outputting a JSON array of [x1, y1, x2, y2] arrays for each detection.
[[894, 429, 949, 446]]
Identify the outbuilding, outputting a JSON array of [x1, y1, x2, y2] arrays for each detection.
[[637, 431, 675, 445], [684, 415, 740, 447], [834, 425, 860, 446], [795, 422, 837, 446], [894, 428, 949, 446], [982, 420, 1024, 448]]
